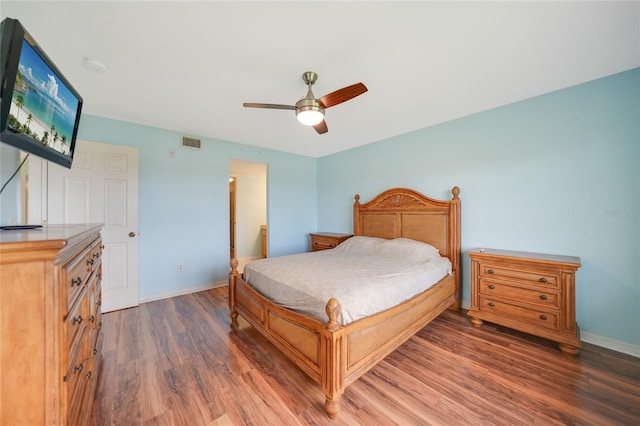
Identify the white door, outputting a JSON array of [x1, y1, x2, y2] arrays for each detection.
[[46, 140, 139, 312]]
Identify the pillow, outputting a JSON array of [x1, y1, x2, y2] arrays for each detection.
[[332, 236, 387, 254], [372, 238, 441, 262]]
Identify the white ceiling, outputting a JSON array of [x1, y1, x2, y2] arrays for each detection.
[[2, 1, 639, 158]]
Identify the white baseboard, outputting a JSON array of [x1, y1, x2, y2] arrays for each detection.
[[581, 332, 640, 358], [459, 300, 639, 358], [138, 280, 227, 304]]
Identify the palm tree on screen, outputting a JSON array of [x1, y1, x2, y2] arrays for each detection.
[[15, 95, 24, 121]]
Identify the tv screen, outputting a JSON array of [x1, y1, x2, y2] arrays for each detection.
[[0, 17, 82, 169]]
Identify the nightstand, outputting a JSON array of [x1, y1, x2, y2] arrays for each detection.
[[309, 232, 353, 252], [467, 248, 581, 354]]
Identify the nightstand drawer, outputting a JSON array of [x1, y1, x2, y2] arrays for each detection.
[[479, 296, 559, 330], [312, 237, 339, 251], [309, 233, 352, 252], [480, 264, 558, 287], [480, 280, 559, 309]]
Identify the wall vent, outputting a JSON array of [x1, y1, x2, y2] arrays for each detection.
[[181, 136, 202, 150]]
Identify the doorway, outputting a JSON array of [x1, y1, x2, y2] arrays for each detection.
[[229, 159, 267, 270]]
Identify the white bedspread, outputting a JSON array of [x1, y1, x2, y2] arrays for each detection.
[[242, 237, 452, 325]]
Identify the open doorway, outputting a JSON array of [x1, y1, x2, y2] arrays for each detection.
[[229, 159, 267, 271]]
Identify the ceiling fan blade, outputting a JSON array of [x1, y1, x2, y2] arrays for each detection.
[[313, 120, 328, 134], [318, 83, 368, 108], [243, 103, 296, 110]]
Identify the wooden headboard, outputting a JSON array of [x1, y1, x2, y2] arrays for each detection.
[[353, 187, 461, 308]]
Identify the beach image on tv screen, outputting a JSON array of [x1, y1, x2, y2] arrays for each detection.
[[8, 39, 79, 156]]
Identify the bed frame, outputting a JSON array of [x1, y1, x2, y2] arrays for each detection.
[[229, 187, 461, 418]]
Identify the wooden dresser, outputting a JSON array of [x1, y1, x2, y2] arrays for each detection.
[[309, 232, 352, 252], [0, 224, 104, 425], [467, 248, 581, 354]]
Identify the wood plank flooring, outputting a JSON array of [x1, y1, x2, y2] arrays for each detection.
[[90, 287, 640, 425]]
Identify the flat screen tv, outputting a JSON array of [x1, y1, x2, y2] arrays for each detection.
[[0, 17, 82, 169]]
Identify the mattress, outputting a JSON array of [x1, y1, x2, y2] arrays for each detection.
[[242, 236, 452, 325]]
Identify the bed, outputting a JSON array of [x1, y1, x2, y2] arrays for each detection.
[[228, 186, 461, 418]]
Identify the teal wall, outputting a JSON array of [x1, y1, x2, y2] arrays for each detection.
[[75, 116, 317, 298], [317, 68, 640, 347]]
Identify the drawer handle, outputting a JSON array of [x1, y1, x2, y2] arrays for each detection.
[[98, 322, 103, 327], [539, 294, 548, 300], [74, 363, 84, 373], [488, 284, 495, 290], [93, 253, 100, 259], [72, 315, 83, 325], [314, 242, 318, 245], [87, 258, 94, 266], [488, 302, 495, 307], [71, 277, 82, 287], [329, 244, 334, 247], [488, 269, 494, 274], [540, 314, 547, 321], [94, 348, 98, 355], [86, 371, 93, 379], [89, 315, 95, 323], [539, 277, 547, 283]]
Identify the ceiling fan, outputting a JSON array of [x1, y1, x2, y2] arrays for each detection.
[[243, 71, 367, 134]]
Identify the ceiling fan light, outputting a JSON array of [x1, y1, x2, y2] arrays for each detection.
[[297, 109, 324, 126]]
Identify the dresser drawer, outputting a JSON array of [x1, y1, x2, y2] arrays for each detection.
[[91, 326, 104, 361], [480, 280, 559, 309], [65, 344, 85, 394], [66, 287, 88, 358], [66, 348, 89, 426], [88, 277, 102, 352], [89, 238, 102, 267], [480, 264, 559, 288], [479, 296, 559, 330], [63, 246, 92, 310], [65, 321, 90, 415]]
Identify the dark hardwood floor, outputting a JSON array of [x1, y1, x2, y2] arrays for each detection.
[[90, 287, 640, 425]]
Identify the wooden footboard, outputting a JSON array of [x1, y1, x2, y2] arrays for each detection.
[[229, 258, 325, 384], [229, 261, 456, 418]]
